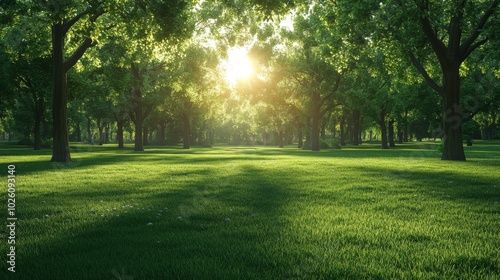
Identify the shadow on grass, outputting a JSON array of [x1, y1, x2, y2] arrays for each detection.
[[3, 141, 500, 177], [8, 164, 302, 279], [3, 142, 500, 279]]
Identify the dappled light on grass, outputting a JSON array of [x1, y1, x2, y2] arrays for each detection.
[[0, 142, 499, 279]]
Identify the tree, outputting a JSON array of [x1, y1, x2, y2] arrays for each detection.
[[1, 6, 52, 149], [384, 0, 500, 160], [39, 1, 106, 161]]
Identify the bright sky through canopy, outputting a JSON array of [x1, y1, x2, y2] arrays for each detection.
[[225, 47, 253, 84]]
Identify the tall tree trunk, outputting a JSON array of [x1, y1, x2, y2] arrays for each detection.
[[97, 121, 104, 145], [311, 93, 321, 151], [157, 121, 166, 145], [209, 130, 214, 145], [117, 119, 124, 148], [441, 65, 465, 160], [398, 127, 403, 144], [352, 109, 360, 146], [51, 23, 71, 162], [320, 120, 326, 140], [340, 114, 346, 146], [105, 124, 110, 143], [87, 116, 92, 144], [50, 12, 99, 161], [130, 64, 145, 151], [75, 121, 82, 142], [380, 111, 388, 149], [278, 130, 284, 148], [297, 125, 303, 149], [132, 90, 143, 151], [388, 119, 396, 147], [311, 115, 320, 151]]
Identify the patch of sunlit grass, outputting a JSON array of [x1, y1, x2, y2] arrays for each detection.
[[0, 141, 499, 279]]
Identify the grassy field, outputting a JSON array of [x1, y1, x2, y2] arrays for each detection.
[[1, 141, 499, 279]]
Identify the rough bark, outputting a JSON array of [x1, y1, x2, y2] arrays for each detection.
[[51, 23, 71, 162], [441, 65, 465, 160]]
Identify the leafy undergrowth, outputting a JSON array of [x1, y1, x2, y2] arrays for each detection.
[[0, 141, 499, 279]]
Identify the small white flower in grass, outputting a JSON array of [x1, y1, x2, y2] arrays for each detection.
[[147, 222, 153, 226]]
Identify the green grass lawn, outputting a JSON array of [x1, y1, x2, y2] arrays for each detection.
[[1, 141, 499, 279]]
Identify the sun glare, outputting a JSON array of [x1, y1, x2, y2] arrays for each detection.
[[225, 47, 253, 84]]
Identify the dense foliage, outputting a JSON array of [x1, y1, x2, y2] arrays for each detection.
[[1, 0, 499, 161]]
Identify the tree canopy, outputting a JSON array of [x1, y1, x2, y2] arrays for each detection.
[[1, 0, 499, 161]]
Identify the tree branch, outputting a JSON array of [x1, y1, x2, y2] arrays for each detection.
[[143, 104, 154, 120], [320, 75, 341, 105], [64, 38, 94, 72], [61, 10, 90, 35], [414, 0, 448, 63], [129, 111, 136, 124], [460, 0, 500, 61], [131, 63, 141, 81], [461, 37, 489, 62], [320, 102, 337, 118], [408, 51, 444, 96]]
